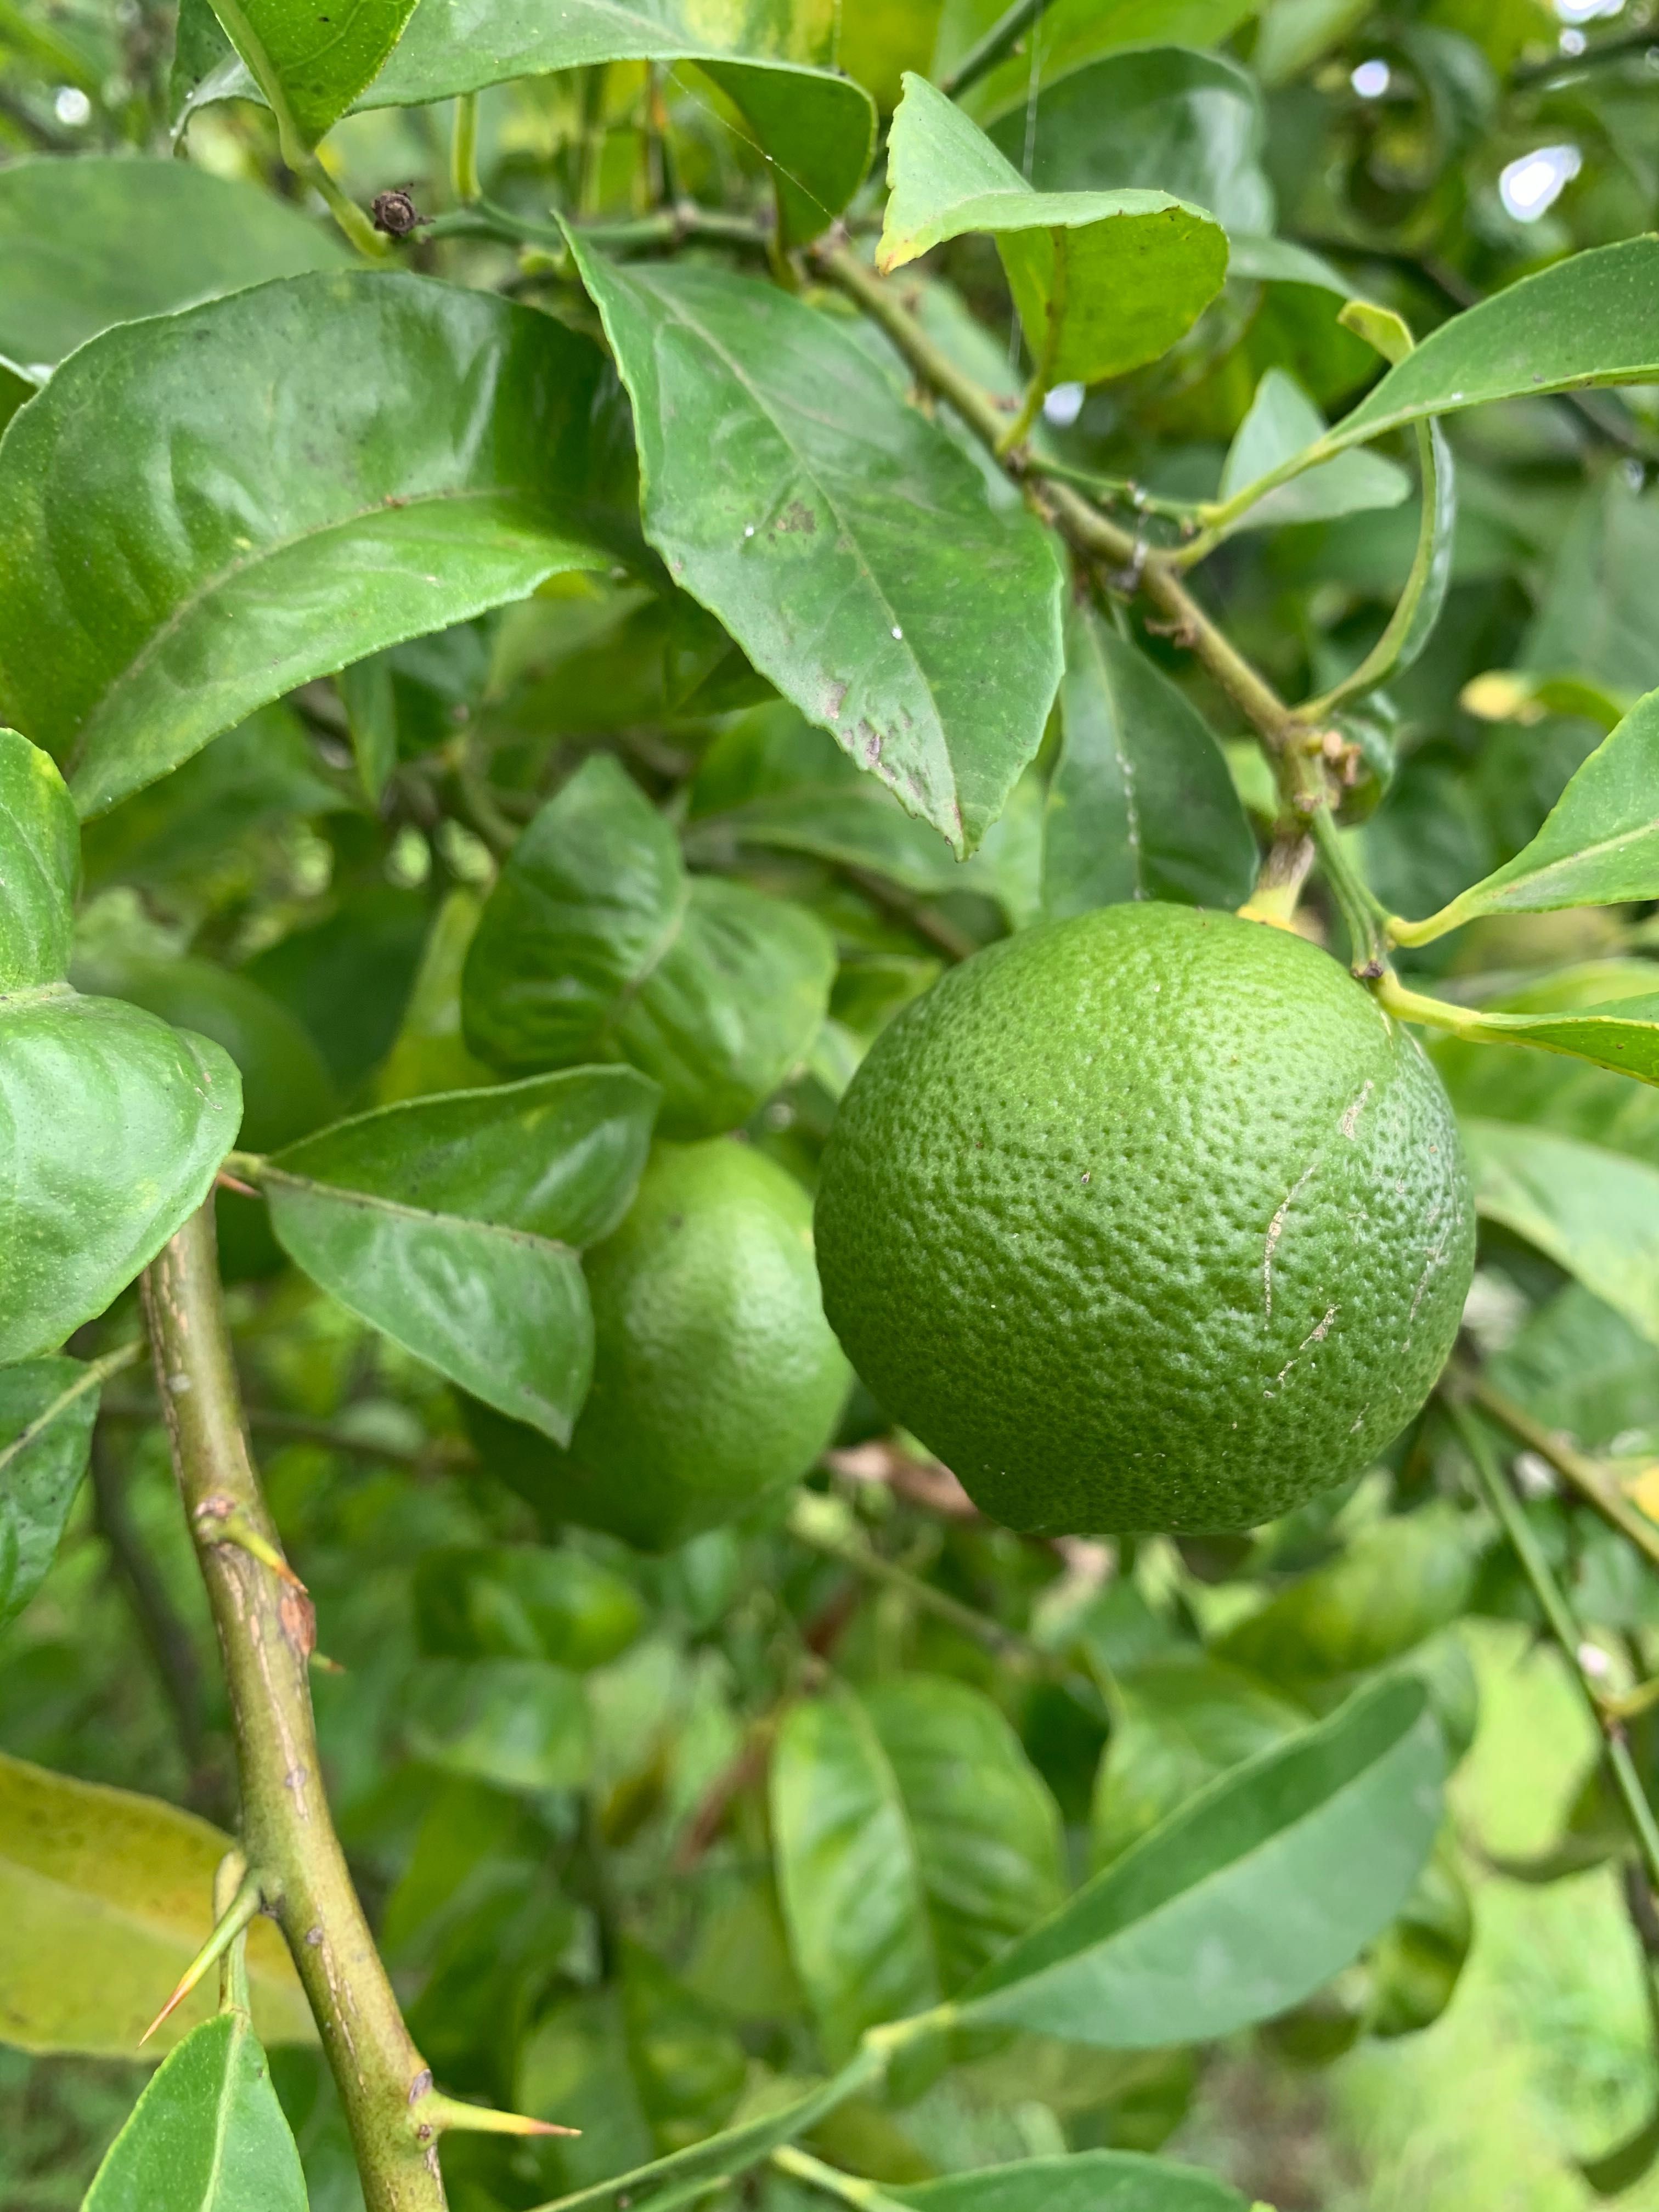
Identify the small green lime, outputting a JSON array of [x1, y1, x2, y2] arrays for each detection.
[[472, 1139, 849, 1551], [814, 903, 1474, 1534]]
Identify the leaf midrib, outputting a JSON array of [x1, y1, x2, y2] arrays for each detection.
[[263, 1163, 577, 1252]]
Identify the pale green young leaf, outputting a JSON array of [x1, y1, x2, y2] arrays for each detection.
[[1043, 612, 1257, 916], [1218, 369, 1408, 532], [0, 156, 346, 381], [0, 273, 627, 817], [1463, 1118, 1659, 1348], [204, 0, 419, 148], [956, 1677, 1442, 2047], [1390, 687, 1659, 942], [881, 74, 1228, 387], [567, 243, 1064, 856], [0, 1751, 311, 2056], [463, 755, 834, 1135], [0, 726, 78, 990], [0, 1357, 104, 1630], [890, 2149, 1250, 2212], [82, 2007, 307, 2212]]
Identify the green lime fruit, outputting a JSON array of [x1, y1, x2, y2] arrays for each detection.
[[814, 903, 1474, 1534], [469, 1139, 850, 1551]]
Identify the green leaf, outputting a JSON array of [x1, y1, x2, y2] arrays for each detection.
[[563, 241, 1064, 858], [771, 1681, 938, 2060], [1328, 238, 1659, 452], [405, 1656, 592, 1792], [864, 1675, 1066, 1993], [0, 993, 241, 1363], [889, 2149, 1249, 2212], [880, 74, 1229, 387], [181, 0, 876, 245], [980, 44, 1272, 236], [1043, 611, 1258, 916], [1463, 1118, 1659, 1348], [1522, 473, 1659, 706], [338, 650, 399, 806], [0, 154, 346, 378], [206, 0, 420, 148], [0, 1750, 312, 2056], [955, 1677, 1442, 2048], [953, 0, 1260, 119], [0, 272, 625, 817], [1090, 1655, 1305, 1867], [1217, 369, 1408, 531], [1310, 420, 1455, 713], [1436, 992, 1659, 1085], [1390, 687, 1659, 943], [414, 1544, 645, 1670], [82, 2007, 307, 2212], [0, 725, 78, 990], [264, 1067, 659, 1439], [462, 755, 836, 1136], [0, 1356, 104, 1630]]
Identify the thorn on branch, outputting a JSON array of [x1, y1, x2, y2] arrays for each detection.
[[139, 1861, 266, 2045]]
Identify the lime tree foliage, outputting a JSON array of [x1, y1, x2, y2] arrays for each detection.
[[7, 0, 1659, 2205]]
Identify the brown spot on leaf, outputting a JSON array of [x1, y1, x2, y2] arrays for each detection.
[[774, 500, 816, 535]]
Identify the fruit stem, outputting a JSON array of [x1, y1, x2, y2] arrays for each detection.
[[1446, 1395, 1659, 1897]]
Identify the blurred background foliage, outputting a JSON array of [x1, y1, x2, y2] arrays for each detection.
[[7, 0, 1659, 2205]]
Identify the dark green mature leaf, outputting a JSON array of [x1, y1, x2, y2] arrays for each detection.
[[463, 755, 835, 1136], [406, 1657, 592, 1791], [565, 242, 1064, 858], [1217, 369, 1407, 532], [1390, 687, 1659, 942], [264, 1068, 659, 1439], [415, 1545, 644, 1670], [0, 272, 626, 817], [0, 1751, 312, 2055], [981, 44, 1272, 236], [205, 0, 419, 147], [890, 2149, 1249, 2212], [179, 0, 875, 244], [1043, 612, 1257, 916], [0, 726, 78, 990], [881, 75, 1228, 387], [82, 2007, 307, 2212], [865, 1675, 1066, 1993], [1329, 238, 1659, 450], [0, 1357, 103, 1629], [0, 996, 241, 1364], [956, 1678, 1442, 2047], [0, 155, 346, 379], [770, 1681, 937, 2059], [1463, 1118, 1659, 1347]]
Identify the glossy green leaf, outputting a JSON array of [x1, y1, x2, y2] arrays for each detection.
[[1313, 420, 1455, 712], [1436, 992, 1659, 1085], [771, 1680, 938, 2059], [1391, 687, 1659, 943], [0, 1356, 102, 1629], [890, 2149, 1249, 2212], [0, 1751, 311, 2055], [181, 0, 875, 245], [956, 1677, 1442, 2047], [82, 2007, 307, 2212], [1217, 369, 1408, 532], [405, 1657, 592, 1792], [1522, 473, 1659, 705], [1329, 238, 1659, 452], [0, 155, 346, 379], [1216, 1505, 1475, 1688], [0, 725, 78, 990], [865, 1675, 1066, 1994], [0, 994, 241, 1364], [980, 44, 1272, 235], [205, 0, 419, 148], [462, 755, 835, 1136], [264, 1067, 659, 1439], [1463, 1118, 1659, 1348], [0, 272, 625, 817], [881, 74, 1228, 388], [1043, 611, 1257, 916], [1091, 1656, 1305, 1868], [414, 1544, 645, 1670], [565, 241, 1064, 858]]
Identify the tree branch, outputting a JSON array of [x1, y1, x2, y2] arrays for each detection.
[[142, 1202, 449, 2212]]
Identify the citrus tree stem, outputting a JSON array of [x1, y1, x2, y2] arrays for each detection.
[[142, 1201, 448, 2212]]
